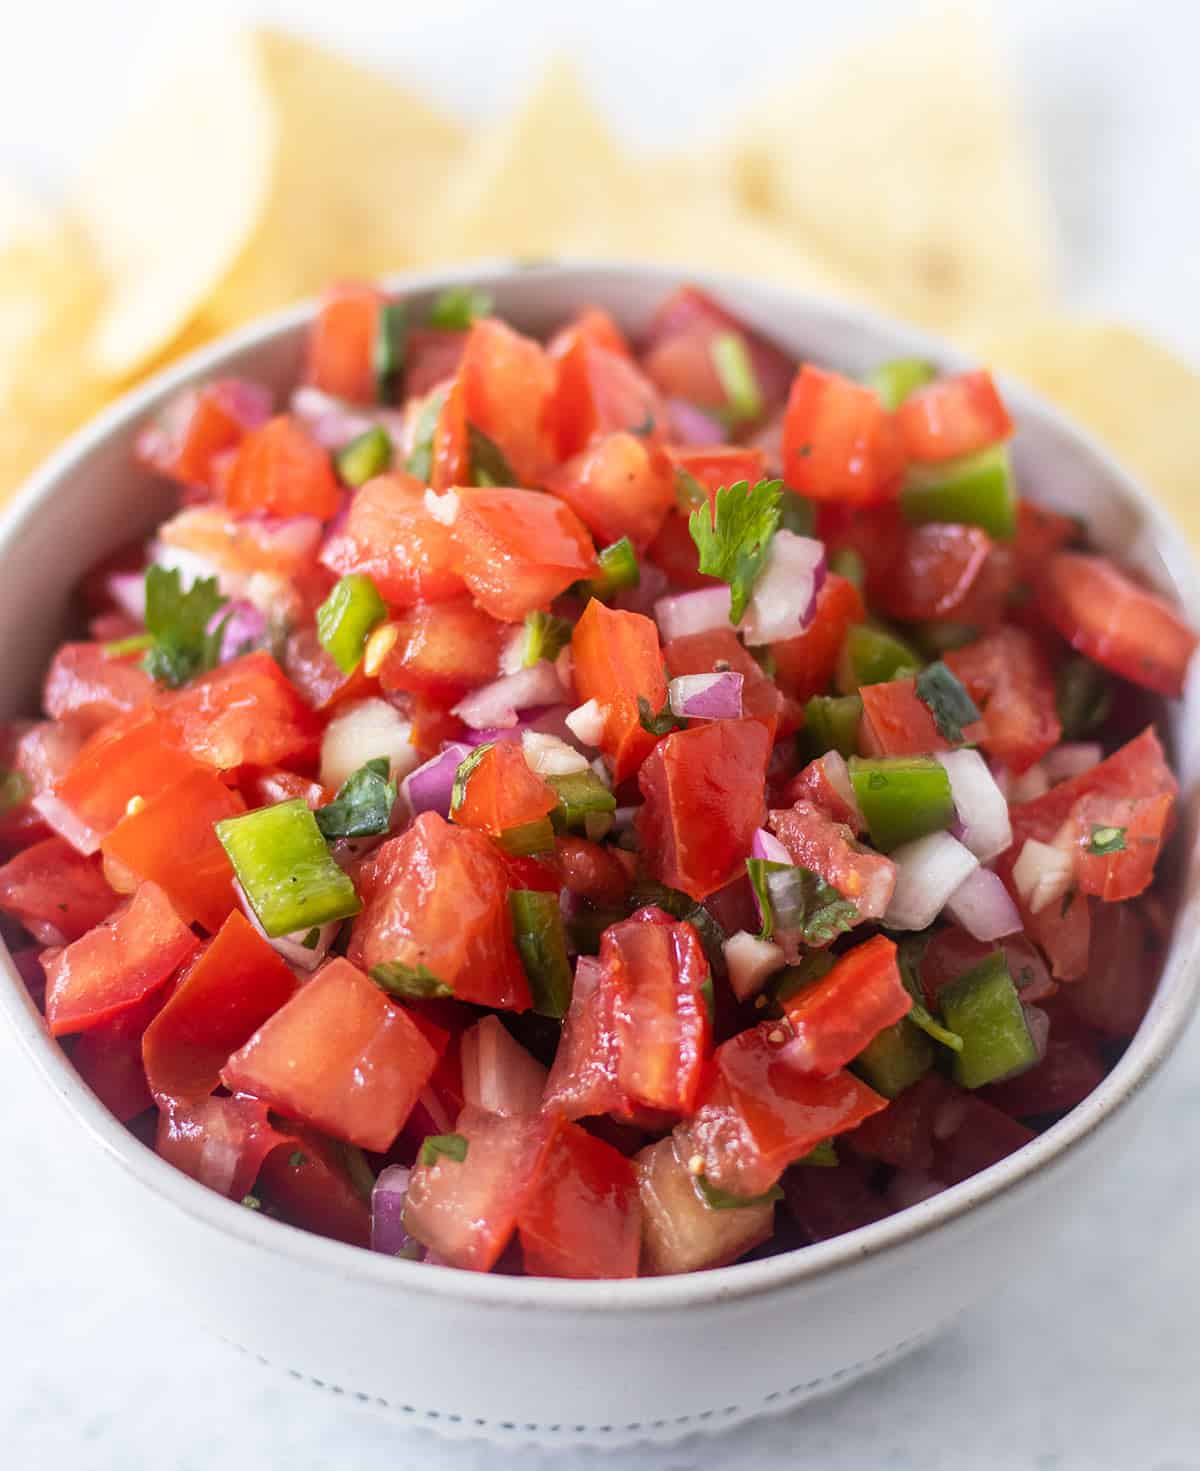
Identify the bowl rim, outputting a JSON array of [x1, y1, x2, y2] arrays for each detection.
[[3, 257, 1198, 1314]]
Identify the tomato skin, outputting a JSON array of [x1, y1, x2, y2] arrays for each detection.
[[870, 523, 1009, 625], [100, 767, 244, 934], [224, 416, 340, 521], [781, 935, 911, 1074], [894, 370, 1013, 462], [43, 881, 200, 1037], [306, 281, 384, 403], [641, 286, 795, 415], [43, 643, 154, 735], [1063, 791, 1173, 902], [221, 958, 442, 1152], [142, 910, 298, 1107], [156, 1094, 289, 1201], [1066, 901, 1155, 1038], [571, 600, 668, 782], [543, 432, 676, 551], [452, 486, 597, 622], [378, 597, 504, 703], [550, 331, 663, 460], [517, 1119, 641, 1279], [858, 678, 957, 757], [783, 754, 863, 832], [348, 811, 531, 1011], [782, 367, 905, 505], [771, 573, 865, 701], [429, 377, 470, 492], [452, 741, 557, 837], [768, 800, 897, 921], [1036, 551, 1198, 697], [672, 446, 767, 496], [1013, 499, 1078, 580], [319, 471, 466, 607], [944, 625, 1060, 774], [781, 1154, 888, 1242], [645, 510, 718, 591], [0, 836, 117, 945], [553, 837, 631, 906], [542, 955, 627, 1121], [157, 505, 323, 582], [1022, 891, 1092, 982], [403, 327, 467, 401], [71, 988, 163, 1121], [548, 306, 632, 363], [136, 380, 271, 492], [664, 626, 787, 743], [846, 1072, 952, 1172], [933, 1091, 1035, 1185], [637, 720, 771, 902], [162, 651, 320, 772], [255, 1127, 371, 1246], [459, 318, 557, 485], [282, 627, 376, 713]]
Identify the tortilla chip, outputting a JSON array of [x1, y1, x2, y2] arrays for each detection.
[[729, 3, 1058, 336]]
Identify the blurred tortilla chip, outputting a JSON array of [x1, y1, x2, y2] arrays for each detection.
[[729, 4, 1058, 336], [985, 319, 1200, 545]]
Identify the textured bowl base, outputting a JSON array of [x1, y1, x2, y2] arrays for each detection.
[[222, 1325, 939, 1448]]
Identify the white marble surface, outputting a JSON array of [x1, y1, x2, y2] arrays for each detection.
[[2, 2, 1199, 1466]]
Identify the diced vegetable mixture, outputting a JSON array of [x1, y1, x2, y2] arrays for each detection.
[[2, 282, 1193, 1277]]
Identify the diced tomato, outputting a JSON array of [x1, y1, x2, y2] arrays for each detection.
[[771, 573, 865, 702], [157, 505, 324, 582], [553, 837, 632, 906], [869, 524, 1010, 625], [944, 625, 1060, 774], [894, 370, 1013, 463], [548, 306, 632, 363], [637, 720, 770, 902], [458, 318, 557, 485], [1036, 551, 1198, 697], [451, 487, 596, 622], [305, 281, 385, 403], [237, 765, 325, 811], [430, 377, 470, 492], [136, 380, 271, 492], [71, 988, 163, 1121], [1013, 499, 1078, 580], [402, 1105, 557, 1271], [517, 1119, 641, 1278], [858, 677, 957, 757], [982, 1029, 1107, 1117], [501, 852, 560, 895], [452, 741, 557, 838], [403, 327, 468, 401], [1022, 890, 1092, 982], [319, 471, 465, 607], [282, 626, 375, 713], [0, 836, 116, 945], [768, 800, 896, 921], [542, 956, 627, 1121], [43, 881, 199, 1036], [348, 812, 531, 1011], [1066, 901, 1156, 1038], [782, 754, 863, 832], [543, 432, 675, 551], [932, 1091, 1035, 1185], [377, 597, 504, 703], [781, 935, 911, 1074], [1061, 791, 1173, 902], [224, 416, 340, 521], [221, 958, 441, 1152], [571, 600, 668, 782], [781, 1154, 888, 1242], [672, 446, 768, 498], [156, 1094, 289, 1201], [636, 1135, 775, 1275], [645, 510, 717, 591], [408, 697, 466, 759], [550, 327, 663, 460], [680, 1024, 887, 1197], [642, 286, 794, 416], [782, 367, 905, 505], [459, 1014, 547, 1116], [43, 644, 154, 735], [142, 910, 298, 1106], [100, 768, 244, 933], [664, 626, 787, 744], [255, 1127, 371, 1246], [847, 1072, 953, 1172], [162, 651, 320, 772], [920, 929, 1056, 1008]]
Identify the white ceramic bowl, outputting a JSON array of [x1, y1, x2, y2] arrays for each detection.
[[2, 263, 1198, 1449]]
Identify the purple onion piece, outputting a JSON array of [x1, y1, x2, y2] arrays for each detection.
[[666, 398, 727, 447], [107, 571, 147, 623], [401, 742, 474, 818], [667, 671, 744, 720], [209, 599, 268, 663], [371, 1164, 421, 1258], [943, 866, 1022, 942], [751, 827, 791, 865], [452, 663, 566, 730]]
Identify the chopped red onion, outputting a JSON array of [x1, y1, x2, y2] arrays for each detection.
[[737, 531, 826, 645], [108, 571, 147, 623], [1011, 838, 1075, 914], [236, 881, 338, 971], [460, 1015, 548, 1115], [723, 930, 785, 1002], [667, 671, 743, 720], [1022, 1003, 1051, 1065], [291, 385, 405, 452], [614, 559, 668, 616], [209, 599, 268, 663], [1042, 743, 1103, 785], [944, 866, 1022, 942], [371, 1164, 418, 1257], [935, 750, 1012, 863], [883, 831, 979, 931], [666, 398, 727, 446], [452, 662, 566, 730], [751, 827, 792, 865], [401, 742, 474, 818], [654, 585, 732, 642]]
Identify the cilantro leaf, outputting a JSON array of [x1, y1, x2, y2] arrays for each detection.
[[637, 695, 685, 736], [915, 661, 981, 743], [896, 936, 964, 1052], [450, 743, 494, 814], [688, 478, 783, 622], [468, 423, 518, 487], [522, 610, 573, 668], [141, 565, 229, 689], [745, 858, 858, 946], [674, 464, 709, 513], [797, 1139, 839, 1168], [694, 1175, 783, 1211], [314, 757, 396, 839], [406, 388, 446, 482], [370, 961, 454, 1000], [428, 285, 493, 330], [374, 301, 407, 402], [420, 1132, 469, 1166], [1088, 825, 1127, 856]]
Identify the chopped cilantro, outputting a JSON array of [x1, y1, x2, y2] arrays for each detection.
[[314, 757, 395, 840], [420, 1132, 469, 1166], [915, 660, 981, 743], [797, 1139, 839, 1168], [300, 928, 321, 950], [450, 743, 494, 814], [103, 632, 154, 657], [241, 1194, 263, 1211], [406, 388, 446, 482], [695, 1175, 783, 1211], [522, 610, 572, 668], [745, 858, 858, 946], [141, 564, 229, 688], [637, 695, 685, 736], [674, 464, 709, 513], [428, 285, 493, 330], [896, 936, 964, 1052], [374, 301, 408, 401], [287, 1150, 308, 1169], [631, 410, 656, 436], [1088, 825, 1127, 856], [0, 768, 29, 816], [468, 423, 517, 487], [370, 962, 454, 1000], [688, 478, 783, 622]]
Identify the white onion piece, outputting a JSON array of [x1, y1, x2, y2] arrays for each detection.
[[612, 804, 640, 832], [819, 751, 865, 829], [935, 749, 1012, 863], [565, 698, 606, 747], [723, 930, 786, 1002], [320, 697, 419, 791], [1042, 743, 1103, 785], [668, 671, 743, 720], [751, 827, 792, 865], [460, 1015, 548, 1115], [236, 881, 337, 971], [737, 531, 827, 645], [522, 730, 590, 776], [108, 571, 147, 623], [654, 585, 731, 642], [1009, 763, 1050, 803], [423, 488, 459, 526], [1011, 839, 1075, 914], [452, 661, 565, 730], [883, 832, 979, 932], [944, 866, 1022, 941]]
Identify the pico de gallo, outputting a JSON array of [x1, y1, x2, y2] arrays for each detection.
[[1, 280, 1193, 1279]]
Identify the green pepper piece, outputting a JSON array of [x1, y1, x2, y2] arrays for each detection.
[[848, 755, 954, 852], [579, 536, 640, 600], [853, 1018, 934, 1097], [901, 444, 1016, 541], [835, 623, 922, 694], [335, 425, 392, 487], [827, 546, 865, 589], [710, 331, 762, 424], [316, 573, 388, 674], [427, 285, 493, 330], [769, 951, 836, 1007], [216, 799, 361, 937], [406, 388, 445, 482], [937, 950, 1038, 1089], [374, 301, 407, 402], [1055, 655, 1112, 739], [547, 769, 616, 833], [496, 816, 556, 857], [868, 357, 935, 411], [509, 889, 574, 1018], [802, 694, 862, 760], [694, 1175, 783, 1211]]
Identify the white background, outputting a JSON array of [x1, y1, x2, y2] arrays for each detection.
[[2, 2, 1199, 1467]]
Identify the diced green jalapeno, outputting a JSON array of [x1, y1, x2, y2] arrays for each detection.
[[853, 1018, 934, 1097], [496, 816, 555, 857], [579, 537, 640, 601], [509, 888, 574, 1017], [216, 799, 361, 937], [802, 694, 862, 760], [406, 388, 445, 482], [694, 1175, 783, 1210], [370, 962, 454, 999], [316, 573, 388, 674], [769, 951, 836, 1008], [868, 357, 935, 411], [335, 425, 392, 486], [427, 285, 493, 330], [849, 755, 954, 852], [836, 623, 921, 693], [547, 769, 616, 833], [1056, 655, 1112, 739], [796, 1139, 839, 1168], [710, 331, 762, 424], [827, 546, 865, 589], [937, 950, 1038, 1089], [566, 902, 625, 956], [374, 301, 407, 402], [901, 443, 1016, 541]]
